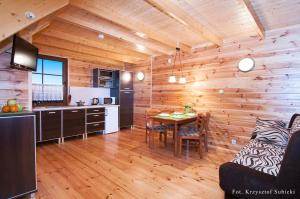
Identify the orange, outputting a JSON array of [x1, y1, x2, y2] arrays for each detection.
[[9, 105, 18, 113], [2, 105, 10, 113]]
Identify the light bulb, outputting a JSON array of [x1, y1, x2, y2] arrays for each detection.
[[122, 72, 131, 82], [168, 75, 176, 83], [136, 72, 144, 81], [179, 77, 186, 84]]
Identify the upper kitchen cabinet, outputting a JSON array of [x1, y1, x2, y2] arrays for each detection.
[[120, 71, 133, 91], [93, 69, 117, 88]]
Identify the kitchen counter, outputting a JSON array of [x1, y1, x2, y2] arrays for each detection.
[[33, 104, 119, 111]]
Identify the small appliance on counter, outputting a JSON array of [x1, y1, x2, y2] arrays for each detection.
[[101, 97, 116, 105], [91, 97, 99, 105], [76, 100, 85, 106]]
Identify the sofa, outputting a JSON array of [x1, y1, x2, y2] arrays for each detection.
[[219, 114, 300, 199]]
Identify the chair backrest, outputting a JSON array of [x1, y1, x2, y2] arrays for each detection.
[[145, 108, 161, 127], [196, 112, 210, 135], [197, 113, 206, 133]]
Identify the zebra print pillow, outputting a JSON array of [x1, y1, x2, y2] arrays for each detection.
[[252, 118, 286, 138], [254, 125, 290, 147], [232, 139, 285, 176]]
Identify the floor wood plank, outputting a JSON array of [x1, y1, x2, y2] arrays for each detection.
[[35, 129, 232, 199]]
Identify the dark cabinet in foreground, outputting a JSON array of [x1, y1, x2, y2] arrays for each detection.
[[0, 112, 37, 199]]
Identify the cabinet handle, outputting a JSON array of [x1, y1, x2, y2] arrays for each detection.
[[124, 92, 131, 94], [93, 110, 100, 112], [93, 124, 100, 126], [93, 115, 99, 117], [71, 110, 78, 113], [48, 112, 56, 114]]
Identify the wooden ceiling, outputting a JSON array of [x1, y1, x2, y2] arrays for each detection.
[[1, 0, 300, 66]]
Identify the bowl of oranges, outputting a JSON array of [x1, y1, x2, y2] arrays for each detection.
[[1, 99, 23, 113]]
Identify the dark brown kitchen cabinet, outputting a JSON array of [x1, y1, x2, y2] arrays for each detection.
[[87, 113, 105, 123], [120, 71, 133, 90], [0, 113, 37, 199], [41, 110, 61, 141], [87, 122, 105, 133], [120, 90, 134, 128], [86, 108, 105, 134], [63, 109, 85, 137], [35, 111, 41, 142]]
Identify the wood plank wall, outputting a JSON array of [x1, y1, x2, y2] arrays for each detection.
[[0, 53, 29, 110], [69, 59, 122, 87], [128, 25, 300, 152]]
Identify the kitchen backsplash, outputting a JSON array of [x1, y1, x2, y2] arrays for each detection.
[[70, 86, 110, 105]]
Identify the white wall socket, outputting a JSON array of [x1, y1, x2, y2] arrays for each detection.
[[231, 139, 237, 145]]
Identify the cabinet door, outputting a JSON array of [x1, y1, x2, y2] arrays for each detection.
[[41, 110, 61, 141], [120, 71, 133, 90], [120, 91, 134, 128], [63, 109, 85, 137], [0, 115, 36, 199], [35, 111, 41, 142]]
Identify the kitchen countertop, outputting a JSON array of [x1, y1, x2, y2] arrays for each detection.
[[33, 104, 119, 111], [0, 111, 35, 117]]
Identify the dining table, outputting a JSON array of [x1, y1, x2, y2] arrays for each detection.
[[151, 112, 197, 156]]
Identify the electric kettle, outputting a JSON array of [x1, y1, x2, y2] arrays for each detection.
[[91, 98, 99, 105]]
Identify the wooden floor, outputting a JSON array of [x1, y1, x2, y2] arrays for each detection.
[[35, 129, 232, 199]]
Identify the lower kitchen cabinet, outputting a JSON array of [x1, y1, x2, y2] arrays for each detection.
[[63, 109, 85, 137], [0, 113, 37, 199], [87, 122, 105, 133], [41, 110, 61, 141]]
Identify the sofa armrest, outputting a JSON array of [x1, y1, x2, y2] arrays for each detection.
[[219, 162, 278, 199]]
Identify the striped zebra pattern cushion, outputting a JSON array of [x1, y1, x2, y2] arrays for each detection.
[[232, 140, 285, 176], [252, 118, 286, 138], [254, 125, 290, 147]]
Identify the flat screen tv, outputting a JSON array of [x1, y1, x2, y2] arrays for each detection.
[[10, 35, 38, 71]]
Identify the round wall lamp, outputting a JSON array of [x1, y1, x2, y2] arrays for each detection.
[[136, 72, 145, 81], [238, 58, 255, 72]]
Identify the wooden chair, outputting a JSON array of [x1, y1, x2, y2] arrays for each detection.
[[177, 113, 210, 158], [145, 108, 168, 148]]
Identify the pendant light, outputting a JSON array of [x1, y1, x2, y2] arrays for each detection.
[[168, 47, 186, 84]]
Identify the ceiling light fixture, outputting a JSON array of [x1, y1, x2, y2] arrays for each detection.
[[98, 33, 105, 40], [24, 11, 36, 20], [135, 32, 146, 38], [168, 47, 186, 84], [238, 58, 255, 72], [136, 44, 146, 51]]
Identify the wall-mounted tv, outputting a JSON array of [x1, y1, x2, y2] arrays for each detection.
[[10, 35, 38, 71]]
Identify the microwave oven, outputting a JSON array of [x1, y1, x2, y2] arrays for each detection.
[[103, 97, 116, 104]]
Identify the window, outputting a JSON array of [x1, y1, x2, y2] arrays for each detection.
[[32, 55, 68, 106]]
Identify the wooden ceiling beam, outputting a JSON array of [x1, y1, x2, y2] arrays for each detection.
[[0, 0, 69, 42], [33, 34, 141, 64], [56, 6, 173, 55], [41, 20, 152, 60], [36, 44, 124, 67], [70, 0, 191, 53], [145, 0, 222, 46], [239, 0, 265, 38]]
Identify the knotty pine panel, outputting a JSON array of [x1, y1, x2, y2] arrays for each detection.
[[0, 53, 29, 110], [127, 25, 300, 152], [69, 59, 122, 87]]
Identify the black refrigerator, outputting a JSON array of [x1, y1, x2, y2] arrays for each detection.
[[111, 70, 134, 128]]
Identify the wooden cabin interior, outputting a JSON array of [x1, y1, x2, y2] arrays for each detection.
[[1, 0, 300, 199]]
